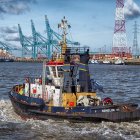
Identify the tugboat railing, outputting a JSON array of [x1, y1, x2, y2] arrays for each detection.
[[62, 47, 89, 55]]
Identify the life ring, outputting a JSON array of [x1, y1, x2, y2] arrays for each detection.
[[102, 97, 113, 105]]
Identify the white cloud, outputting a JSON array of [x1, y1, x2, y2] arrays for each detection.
[[4, 33, 20, 42], [124, 0, 140, 20], [0, 0, 36, 16], [0, 26, 18, 33]]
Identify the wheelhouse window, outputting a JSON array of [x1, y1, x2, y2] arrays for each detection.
[[46, 66, 50, 75], [57, 66, 63, 77], [50, 66, 56, 77]]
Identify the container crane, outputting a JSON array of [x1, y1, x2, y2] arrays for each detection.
[[18, 24, 32, 58], [0, 41, 20, 54], [18, 15, 80, 59]]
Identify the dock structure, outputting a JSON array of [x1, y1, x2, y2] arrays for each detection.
[[14, 54, 140, 65], [124, 59, 140, 65], [15, 58, 48, 63]]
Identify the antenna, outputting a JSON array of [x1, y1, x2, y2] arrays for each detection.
[[133, 21, 139, 56], [58, 17, 71, 54], [58, 16, 71, 44]]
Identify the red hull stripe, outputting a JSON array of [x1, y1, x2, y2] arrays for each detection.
[[47, 61, 64, 65]]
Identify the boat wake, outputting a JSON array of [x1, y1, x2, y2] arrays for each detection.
[[26, 119, 140, 140], [0, 99, 21, 122], [0, 99, 140, 140]]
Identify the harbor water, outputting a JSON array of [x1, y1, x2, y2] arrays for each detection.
[[0, 62, 140, 140]]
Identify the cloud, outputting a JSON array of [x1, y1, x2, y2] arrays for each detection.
[[0, 0, 36, 16], [0, 25, 33, 42], [4, 35, 20, 42], [124, 0, 140, 20], [3, 34, 33, 42], [0, 26, 20, 41], [0, 26, 18, 33]]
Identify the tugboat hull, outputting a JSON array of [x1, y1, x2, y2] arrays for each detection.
[[9, 91, 140, 122]]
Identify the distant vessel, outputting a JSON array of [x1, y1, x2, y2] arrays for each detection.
[[114, 58, 125, 65], [0, 49, 14, 62], [102, 60, 111, 64], [89, 59, 99, 64], [0, 57, 14, 62]]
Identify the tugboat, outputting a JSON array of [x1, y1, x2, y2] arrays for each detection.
[[89, 59, 99, 64], [114, 58, 125, 65], [9, 17, 140, 122], [102, 59, 111, 64]]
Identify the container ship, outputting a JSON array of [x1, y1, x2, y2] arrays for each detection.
[[0, 49, 14, 62]]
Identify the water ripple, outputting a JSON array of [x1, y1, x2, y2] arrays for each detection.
[[0, 63, 140, 140]]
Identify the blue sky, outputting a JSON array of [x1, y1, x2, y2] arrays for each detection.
[[0, 0, 140, 55]]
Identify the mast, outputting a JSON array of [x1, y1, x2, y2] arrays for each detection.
[[58, 16, 71, 55]]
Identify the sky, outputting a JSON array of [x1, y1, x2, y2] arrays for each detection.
[[0, 0, 140, 56]]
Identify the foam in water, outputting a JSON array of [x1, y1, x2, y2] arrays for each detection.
[[0, 99, 22, 122], [0, 98, 140, 139], [24, 119, 140, 140]]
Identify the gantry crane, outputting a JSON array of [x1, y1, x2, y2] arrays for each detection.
[[18, 15, 79, 59], [0, 41, 20, 54]]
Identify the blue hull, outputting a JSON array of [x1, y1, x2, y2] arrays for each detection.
[[9, 91, 140, 122]]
